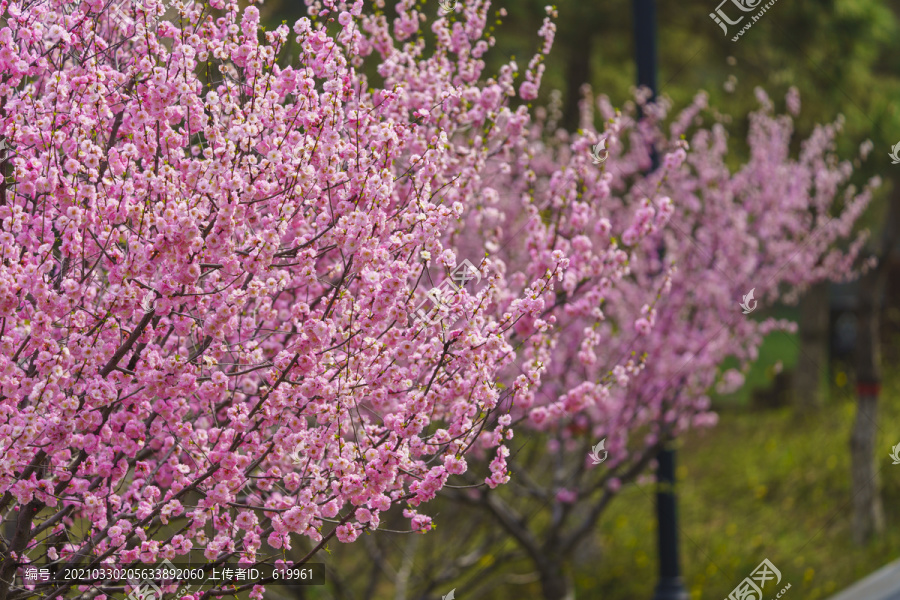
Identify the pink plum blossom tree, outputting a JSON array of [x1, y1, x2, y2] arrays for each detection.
[[0, 0, 670, 598], [0, 0, 873, 597]]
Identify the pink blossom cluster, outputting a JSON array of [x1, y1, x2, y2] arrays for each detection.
[[0, 0, 656, 598]]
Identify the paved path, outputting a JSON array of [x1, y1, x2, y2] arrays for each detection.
[[824, 559, 900, 600]]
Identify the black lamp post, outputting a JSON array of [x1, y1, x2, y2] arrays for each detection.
[[632, 0, 690, 597], [651, 444, 689, 600]]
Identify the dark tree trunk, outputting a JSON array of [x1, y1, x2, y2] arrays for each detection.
[[538, 558, 574, 600], [849, 184, 900, 544], [794, 281, 829, 410], [851, 263, 886, 544]]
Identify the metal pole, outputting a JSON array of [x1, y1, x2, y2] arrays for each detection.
[[632, 0, 689, 597], [633, 0, 660, 171], [633, 0, 658, 108], [652, 444, 689, 600]]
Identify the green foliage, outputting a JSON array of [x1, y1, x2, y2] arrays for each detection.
[[714, 305, 801, 408], [593, 372, 900, 599]]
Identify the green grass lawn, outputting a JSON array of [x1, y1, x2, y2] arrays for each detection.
[[586, 343, 900, 599], [714, 304, 804, 409]]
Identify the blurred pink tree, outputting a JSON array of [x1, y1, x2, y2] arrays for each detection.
[[431, 83, 877, 598]]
